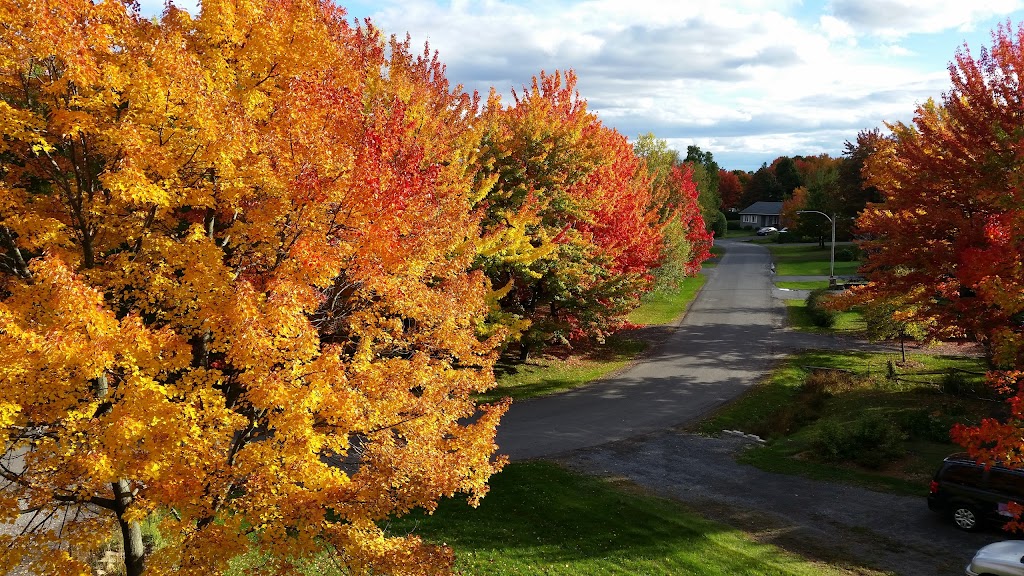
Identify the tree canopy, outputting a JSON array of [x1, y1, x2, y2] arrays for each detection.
[[0, 2, 711, 573], [848, 22, 1024, 469], [0, 1, 507, 573]]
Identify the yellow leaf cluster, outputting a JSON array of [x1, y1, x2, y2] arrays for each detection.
[[0, 1, 506, 574]]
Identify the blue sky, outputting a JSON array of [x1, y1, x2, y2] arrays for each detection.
[[140, 0, 1024, 171]]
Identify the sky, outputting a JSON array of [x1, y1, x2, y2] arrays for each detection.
[[139, 0, 1024, 171]]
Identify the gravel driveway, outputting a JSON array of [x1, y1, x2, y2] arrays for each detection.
[[553, 431, 1002, 576]]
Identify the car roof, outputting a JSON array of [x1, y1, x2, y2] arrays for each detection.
[[944, 453, 1024, 473]]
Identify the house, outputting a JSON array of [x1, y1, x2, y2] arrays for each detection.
[[739, 201, 783, 229]]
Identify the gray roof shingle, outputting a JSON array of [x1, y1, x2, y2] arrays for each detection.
[[739, 201, 783, 215]]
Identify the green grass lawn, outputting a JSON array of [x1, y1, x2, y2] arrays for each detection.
[[765, 244, 861, 276], [482, 337, 646, 403], [784, 299, 866, 333], [722, 228, 756, 238], [388, 461, 872, 576], [693, 350, 992, 496], [775, 280, 829, 290], [629, 274, 707, 326]]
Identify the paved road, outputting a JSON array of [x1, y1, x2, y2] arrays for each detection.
[[496, 239, 782, 459], [496, 238, 860, 460]]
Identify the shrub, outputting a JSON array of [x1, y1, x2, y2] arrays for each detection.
[[898, 409, 955, 443], [804, 369, 860, 396], [834, 246, 861, 262], [812, 414, 906, 468], [711, 211, 727, 237], [805, 289, 838, 328], [751, 404, 820, 438], [940, 369, 984, 397], [726, 220, 743, 230]]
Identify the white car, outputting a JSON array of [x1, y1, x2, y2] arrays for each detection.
[[756, 226, 777, 236], [966, 541, 1024, 575]]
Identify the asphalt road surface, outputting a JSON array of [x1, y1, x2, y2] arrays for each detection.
[[496, 238, 873, 460]]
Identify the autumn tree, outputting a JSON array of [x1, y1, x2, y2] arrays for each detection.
[[633, 135, 711, 288], [779, 185, 808, 230], [632, 132, 681, 200], [848, 22, 1024, 470], [474, 71, 672, 360], [718, 169, 744, 211], [0, 1, 506, 574]]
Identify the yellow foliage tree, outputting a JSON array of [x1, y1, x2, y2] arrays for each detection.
[[0, 1, 506, 574]]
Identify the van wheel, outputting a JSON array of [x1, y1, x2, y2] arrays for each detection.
[[952, 504, 982, 531]]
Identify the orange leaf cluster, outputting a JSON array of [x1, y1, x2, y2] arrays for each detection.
[[855, 22, 1024, 482]]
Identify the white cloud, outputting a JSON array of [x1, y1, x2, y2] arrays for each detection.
[[827, 0, 1024, 38], [819, 15, 857, 43]]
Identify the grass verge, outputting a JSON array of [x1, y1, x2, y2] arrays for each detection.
[[483, 337, 646, 403], [765, 244, 860, 276], [775, 281, 829, 290], [723, 228, 756, 238], [389, 461, 871, 576], [628, 274, 707, 326], [693, 350, 992, 497], [784, 299, 866, 333]]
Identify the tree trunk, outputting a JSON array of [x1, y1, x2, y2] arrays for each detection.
[[519, 341, 531, 363], [114, 479, 146, 576]]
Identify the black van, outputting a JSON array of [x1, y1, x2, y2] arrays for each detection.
[[928, 453, 1024, 531]]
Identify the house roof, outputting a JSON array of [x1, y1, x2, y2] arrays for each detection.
[[739, 201, 783, 215]]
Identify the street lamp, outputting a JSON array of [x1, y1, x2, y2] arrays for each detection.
[[797, 210, 836, 287]]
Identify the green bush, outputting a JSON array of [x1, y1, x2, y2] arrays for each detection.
[[711, 211, 727, 237], [898, 409, 954, 443], [726, 220, 743, 230], [940, 369, 984, 397], [813, 414, 906, 468], [834, 246, 861, 262], [805, 289, 838, 328]]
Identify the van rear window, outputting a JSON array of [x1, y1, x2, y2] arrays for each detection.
[[988, 469, 1024, 500], [942, 464, 983, 487]]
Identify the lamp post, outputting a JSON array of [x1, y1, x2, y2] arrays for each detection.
[[797, 210, 836, 287]]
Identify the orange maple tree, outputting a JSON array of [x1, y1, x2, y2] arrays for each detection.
[[472, 71, 677, 359], [850, 23, 1024, 471], [0, 1, 506, 574]]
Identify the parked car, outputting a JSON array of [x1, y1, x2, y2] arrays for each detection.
[[966, 540, 1024, 575], [928, 453, 1024, 531], [756, 226, 777, 236]]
